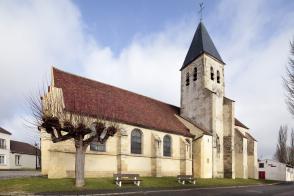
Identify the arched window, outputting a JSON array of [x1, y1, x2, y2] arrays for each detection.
[[163, 135, 171, 157], [186, 72, 190, 86], [131, 129, 142, 154], [193, 67, 197, 81], [210, 67, 214, 80], [217, 71, 220, 84]]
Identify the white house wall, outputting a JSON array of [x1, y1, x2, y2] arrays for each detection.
[[286, 167, 294, 181], [0, 133, 11, 169], [9, 153, 40, 169], [259, 160, 287, 181]]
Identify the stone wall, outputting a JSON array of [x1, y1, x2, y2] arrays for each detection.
[[234, 128, 248, 179], [247, 137, 254, 156], [248, 140, 258, 179], [234, 129, 243, 178], [192, 135, 213, 178], [223, 136, 233, 178], [223, 98, 235, 178], [42, 122, 193, 178], [192, 136, 202, 177], [212, 93, 224, 178], [203, 54, 225, 95], [180, 54, 225, 178], [151, 134, 162, 177], [180, 55, 212, 132]]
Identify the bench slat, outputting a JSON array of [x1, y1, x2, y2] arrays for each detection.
[[113, 174, 142, 187], [177, 175, 196, 185]]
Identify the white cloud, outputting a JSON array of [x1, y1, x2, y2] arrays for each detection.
[[0, 0, 293, 158], [0, 0, 91, 143], [2, 115, 39, 145], [215, 0, 294, 158], [82, 22, 193, 105]]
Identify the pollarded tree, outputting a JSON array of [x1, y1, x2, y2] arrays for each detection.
[[29, 92, 118, 187]]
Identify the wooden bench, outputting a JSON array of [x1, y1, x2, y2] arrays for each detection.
[[177, 175, 196, 185], [113, 174, 142, 187]]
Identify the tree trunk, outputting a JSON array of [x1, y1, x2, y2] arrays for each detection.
[[75, 139, 86, 187]]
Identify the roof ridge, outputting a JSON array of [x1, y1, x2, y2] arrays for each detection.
[[52, 67, 180, 109], [177, 115, 212, 135], [10, 139, 35, 147], [0, 127, 12, 135], [235, 118, 249, 129], [199, 22, 204, 53], [10, 140, 40, 156], [245, 132, 257, 141]]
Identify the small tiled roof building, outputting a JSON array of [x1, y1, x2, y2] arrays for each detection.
[[0, 127, 40, 169]]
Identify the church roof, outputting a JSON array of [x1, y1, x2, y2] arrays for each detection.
[[181, 22, 224, 70], [176, 115, 212, 136], [52, 68, 192, 137], [235, 118, 249, 129], [0, 127, 12, 135], [235, 128, 246, 138], [245, 132, 257, 142]]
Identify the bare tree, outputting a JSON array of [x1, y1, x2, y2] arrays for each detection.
[[274, 125, 288, 164], [28, 91, 119, 187], [283, 38, 294, 116], [288, 129, 294, 166]]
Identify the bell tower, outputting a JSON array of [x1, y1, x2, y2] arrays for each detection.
[[180, 22, 226, 178]]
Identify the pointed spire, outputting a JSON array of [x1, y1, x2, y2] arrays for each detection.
[[181, 22, 224, 70]]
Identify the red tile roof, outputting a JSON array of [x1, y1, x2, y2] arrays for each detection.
[[52, 68, 191, 137], [0, 127, 12, 135], [10, 140, 40, 156]]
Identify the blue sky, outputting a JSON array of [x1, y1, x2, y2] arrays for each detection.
[[74, 0, 207, 54], [0, 0, 294, 158], [73, 0, 293, 55]]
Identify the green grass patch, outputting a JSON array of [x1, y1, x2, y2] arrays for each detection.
[[0, 176, 276, 194]]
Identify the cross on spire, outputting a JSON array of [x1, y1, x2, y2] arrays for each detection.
[[199, 2, 204, 22]]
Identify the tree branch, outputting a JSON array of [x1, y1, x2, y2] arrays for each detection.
[[52, 133, 74, 143]]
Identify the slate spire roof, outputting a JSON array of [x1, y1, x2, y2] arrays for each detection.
[[181, 22, 224, 70]]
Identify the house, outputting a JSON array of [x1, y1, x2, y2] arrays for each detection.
[[41, 21, 258, 179], [258, 159, 294, 181], [0, 127, 40, 170]]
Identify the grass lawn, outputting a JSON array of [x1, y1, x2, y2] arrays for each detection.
[[0, 176, 276, 194]]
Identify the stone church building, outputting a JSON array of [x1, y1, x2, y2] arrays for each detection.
[[41, 22, 258, 179]]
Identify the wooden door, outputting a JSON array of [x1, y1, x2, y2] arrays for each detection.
[[259, 171, 265, 179]]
